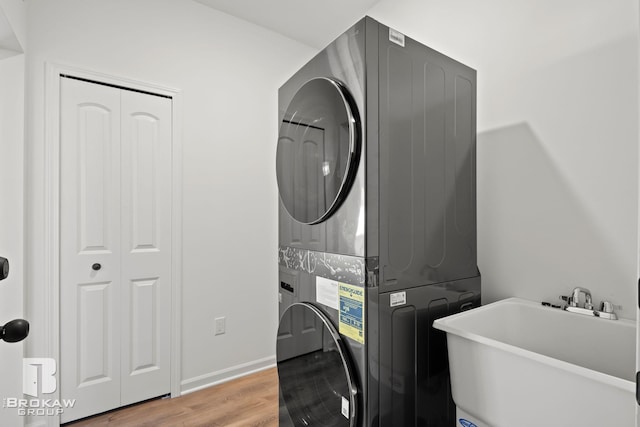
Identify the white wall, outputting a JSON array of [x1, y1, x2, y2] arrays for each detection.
[[0, 53, 25, 426], [24, 0, 315, 398], [368, 0, 640, 319]]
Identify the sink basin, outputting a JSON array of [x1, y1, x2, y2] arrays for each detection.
[[433, 297, 636, 427]]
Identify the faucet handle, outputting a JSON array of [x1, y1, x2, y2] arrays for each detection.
[[559, 295, 572, 308], [600, 301, 614, 314]]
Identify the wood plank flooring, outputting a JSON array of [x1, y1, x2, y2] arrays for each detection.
[[65, 368, 278, 427]]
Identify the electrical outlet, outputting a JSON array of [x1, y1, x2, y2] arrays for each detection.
[[215, 317, 226, 335]]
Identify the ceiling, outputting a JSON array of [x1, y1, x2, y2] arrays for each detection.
[[194, 0, 381, 49]]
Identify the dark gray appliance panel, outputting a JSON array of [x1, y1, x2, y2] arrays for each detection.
[[377, 277, 480, 426], [378, 30, 478, 292]]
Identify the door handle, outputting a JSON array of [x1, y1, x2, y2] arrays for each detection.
[[92, 263, 102, 271], [0, 257, 8, 280], [1, 318, 29, 343]]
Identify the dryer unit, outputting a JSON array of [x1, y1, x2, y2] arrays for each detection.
[[276, 17, 481, 427]]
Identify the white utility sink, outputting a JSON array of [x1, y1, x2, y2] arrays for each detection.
[[433, 297, 636, 427]]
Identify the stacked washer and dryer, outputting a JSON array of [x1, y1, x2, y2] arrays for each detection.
[[276, 17, 481, 427]]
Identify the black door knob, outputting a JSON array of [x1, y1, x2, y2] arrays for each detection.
[[92, 263, 102, 271], [1, 318, 29, 343], [0, 257, 8, 281]]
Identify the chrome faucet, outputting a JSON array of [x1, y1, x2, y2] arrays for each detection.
[[569, 287, 593, 309], [559, 287, 617, 320]]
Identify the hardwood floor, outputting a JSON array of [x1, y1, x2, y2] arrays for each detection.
[[66, 368, 279, 427]]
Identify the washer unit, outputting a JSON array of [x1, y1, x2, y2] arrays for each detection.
[[276, 17, 481, 427]]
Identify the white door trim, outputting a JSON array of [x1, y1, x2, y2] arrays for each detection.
[[44, 62, 183, 426]]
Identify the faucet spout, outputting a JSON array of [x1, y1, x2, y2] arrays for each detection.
[[570, 287, 593, 309]]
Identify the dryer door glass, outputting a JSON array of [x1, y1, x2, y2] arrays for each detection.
[[276, 78, 360, 224], [277, 303, 357, 427]]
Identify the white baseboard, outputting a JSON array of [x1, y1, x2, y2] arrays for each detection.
[[180, 355, 276, 395]]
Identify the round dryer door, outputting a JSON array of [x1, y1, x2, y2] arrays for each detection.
[[277, 303, 358, 426], [276, 78, 360, 224]]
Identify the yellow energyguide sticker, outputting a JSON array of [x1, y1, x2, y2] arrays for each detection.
[[338, 283, 365, 344]]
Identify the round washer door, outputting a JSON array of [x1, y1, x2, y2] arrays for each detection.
[[276, 78, 360, 224], [277, 303, 358, 426]]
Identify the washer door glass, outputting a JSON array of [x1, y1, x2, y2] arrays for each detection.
[[277, 303, 357, 427], [276, 78, 360, 224]]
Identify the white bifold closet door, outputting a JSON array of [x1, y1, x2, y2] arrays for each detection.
[[60, 77, 172, 423]]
